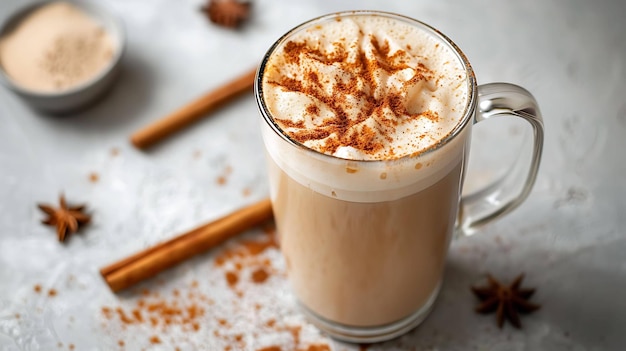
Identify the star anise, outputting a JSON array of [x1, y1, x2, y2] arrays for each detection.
[[201, 0, 251, 29], [471, 273, 541, 329], [38, 195, 91, 242]]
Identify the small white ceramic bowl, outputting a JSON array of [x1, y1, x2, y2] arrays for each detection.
[[0, 1, 125, 114]]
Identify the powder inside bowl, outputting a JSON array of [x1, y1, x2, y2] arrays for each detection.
[[0, 1, 116, 93]]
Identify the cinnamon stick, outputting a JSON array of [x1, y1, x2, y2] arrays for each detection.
[[100, 198, 272, 293], [131, 67, 257, 149]]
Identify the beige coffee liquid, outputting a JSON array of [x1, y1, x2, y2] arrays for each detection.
[[269, 158, 462, 326], [260, 12, 470, 327]]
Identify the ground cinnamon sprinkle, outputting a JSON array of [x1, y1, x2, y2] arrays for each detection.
[[115, 307, 134, 324], [88, 172, 99, 183], [33, 284, 42, 293], [48, 289, 57, 297], [131, 309, 143, 322], [68, 344, 75, 350], [242, 187, 252, 197], [225, 271, 239, 286], [149, 335, 161, 344], [101, 307, 112, 319], [102, 282, 207, 334], [214, 223, 278, 289], [251, 267, 269, 283], [268, 34, 437, 159], [287, 325, 301, 346], [99, 224, 332, 349]]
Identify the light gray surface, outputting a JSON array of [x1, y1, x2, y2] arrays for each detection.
[[1, 0, 625, 350]]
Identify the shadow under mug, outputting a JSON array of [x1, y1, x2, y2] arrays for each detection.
[[255, 10, 544, 343]]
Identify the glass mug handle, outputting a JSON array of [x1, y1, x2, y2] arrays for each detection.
[[458, 83, 545, 235]]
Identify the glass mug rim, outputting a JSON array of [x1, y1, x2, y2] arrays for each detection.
[[254, 10, 478, 164]]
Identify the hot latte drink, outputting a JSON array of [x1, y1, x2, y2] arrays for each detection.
[[258, 11, 471, 333]]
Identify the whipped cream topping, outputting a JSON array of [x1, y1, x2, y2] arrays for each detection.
[[262, 14, 468, 161]]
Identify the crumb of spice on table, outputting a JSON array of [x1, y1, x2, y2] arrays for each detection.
[[149, 335, 161, 344], [89, 172, 99, 183], [98, 224, 306, 348], [214, 223, 278, 292], [216, 165, 233, 186], [242, 187, 252, 197], [101, 283, 209, 333], [217, 175, 227, 185]]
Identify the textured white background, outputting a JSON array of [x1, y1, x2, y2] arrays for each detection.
[[1, 0, 625, 350]]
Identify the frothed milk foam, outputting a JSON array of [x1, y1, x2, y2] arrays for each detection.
[[259, 13, 470, 327], [262, 15, 468, 161]]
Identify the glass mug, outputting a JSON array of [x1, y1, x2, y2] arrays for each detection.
[[254, 11, 544, 343]]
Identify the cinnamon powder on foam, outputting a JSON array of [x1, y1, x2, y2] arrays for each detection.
[[264, 32, 440, 159]]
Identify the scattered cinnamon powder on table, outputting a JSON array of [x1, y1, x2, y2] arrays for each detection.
[[149, 335, 161, 344], [214, 224, 278, 290], [214, 224, 277, 266], [216, 165, 233, 186], [288, 325, 301, 346], [242, 187, 252, 197], [33, 284, 59, 297], [99, 223, 334, 349], [88, 172, 99, 183], [101, 281, 208, 334]]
